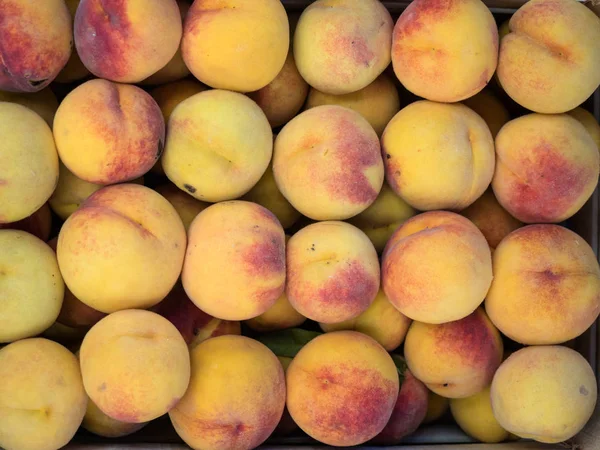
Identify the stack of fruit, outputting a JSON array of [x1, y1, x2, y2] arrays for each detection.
[[1, 0, 600, 449]]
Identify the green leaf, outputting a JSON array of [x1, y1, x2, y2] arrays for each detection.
[[257, 328, 322, 358], [390, 353, 407, 386]]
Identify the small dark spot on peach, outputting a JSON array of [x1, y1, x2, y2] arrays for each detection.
[[184, 184, 196, 194], [235, 423, 245, 434], [580, 385, 589, 396], [386, 154, 391, 159], [98, 382, 107, 391], [443, 383, 448, 387]]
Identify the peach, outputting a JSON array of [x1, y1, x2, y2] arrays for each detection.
[[293, 0, 393, 95], [150, 79, 207, 124], [163, 89, 272, 202], [80, 309, 191, 423], [392, 0, 498, 102], [274, 356, 298, 436], [462, 89, 510, 138], [320, 289, 411, 351], [497, 0, 600, 113], [0, 339, 87, 450], [382, 211, 492, 324], [382, 101, 495, 211], [424, 391, 450, 424], [373, 356, 429, 444], [246, 291, 306, 333], [248, 51, 309, 128], [74, 0, 182, 83], [0, 203, 52, 241], [0, 102, 59, 224], [0, 230, 64, 343], [273, 105, 384, 220], [450, 386, 512, 443], [243, 162, 302, 229], [491, 346, 597, 443], [568, 107, 600, 152], [305, 73, 400, 136], [404, 308, 504, 398], [0, 88, 59, 127], [492, 114, 599, 223], [182, 0, 289, 92], [485, 225, 600, 345], [154, 184, 208, 233], [182, 201, 286, 321], [152, 282, 241, 348], [169, 335, 286, 450], [57, 184, 186, 313], [55, 0, 90, 83], [287, 221, 380, 324], [287, 331, 399, 446], [460, 189, 523, 250], [82, 397, 147, 438], [348, 183, 416, 253], [0, 0, 71, 92], [140, 1, 191, 85], [53, 79, 165, 185]]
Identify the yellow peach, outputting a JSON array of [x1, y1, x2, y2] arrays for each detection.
[[154, 184, 208, 233], [423, 391, 449, 424], [568, 107, 600, 152], [0, 203, 52, 242], [0, 88, 59, 127], [150, 79, 207, 124], [462, 89, 510, 138], [246, 291, 306, 333], [82, 397, 147, 438]]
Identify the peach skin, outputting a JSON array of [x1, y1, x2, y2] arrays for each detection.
[[0, 203, 52, 242], [82, 397, 147, 438], [273, 105, 384, 220], [485, 225, 600, 345], [423, 391, 450, 424], [169, 335, 286, 450], [286, 221, 380, 324], [154, 184, 209, 233], [462, 89, 510, 138], [497, 0, 600, 113], [182, 201, 286, 321], [404, 308, 504, 399], [382, 211, 492, 324], [150, 79, 207, 125], [293, 0, 393, 95], [391, 0, 498, 102], [0, 0, 72, 92], [75, 0, 182, 83], [80, 310, 191, 423], [57, 184, 186, 313], [0, 88, 59, 127], [492, 114, 599, 223], [381, 101, 495, 212], [246, 290, 306, 333], [55, 0, 90, 83], [286, 331, 399, 446], [568, 107, 600, 153], [182, 0, 289, 92]]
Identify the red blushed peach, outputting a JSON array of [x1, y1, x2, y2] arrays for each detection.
[[53, 79, 165, 185], [492, 114, 599, 224], [286, 331, 400, 446], [74, 0, 182, 83], [0, 203, 52, 241], [273, 105, 384, 221], [286, 221, 380, 324], [404, 308, 504, 399], [0, 0, 72, 92], [182, 201, 286, 321]]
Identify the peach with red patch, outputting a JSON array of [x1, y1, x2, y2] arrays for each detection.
[[0, 0, 72, 92], [293, 0, 393, 95], [54, 79, 165, 185], [286, 221, 380, 324], [0, 203, 52, 241], [492, 114, 599, 224], [182, 201, 286, 321], [273, 105, 384, 220], [404, 308, 504, 399], [485, 225, 600, 345], [286, 331, 399, 446], [382, 211, 492, 324], [391, 0, 498, 102], [74, 0, 182, 83]]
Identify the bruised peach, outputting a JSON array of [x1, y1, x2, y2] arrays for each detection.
[[82, 397, 147, 438], [0, 0, 71, 92], [182, 201, 286, 321], [169, 335, 286, 450], [485, 225, 600, 345], [154, 184, 208, 233], [382, 211, 492, 324], [497, 0, 600, 113], [305, 73, 400, 136], [246, 291, 306, 332], [287, 221, 380, 324], [492, 114, 599, 223], [150, 79, 207, 124], [182, 0, 289, 92], [462, 89, 510, 138], [80, 310, 191, 423], [0, 88, 59, 127], [392, 0, 498, 102], [404, 308, 504, 398], [0, 203, 52, 241], [248, 51, 309, 128], [75, 0, 182, 83], [568, 107, 600, 152], [287, 331, 399, 446], [294, 0, 393, 95], [57, 184, 186, 313], [460, 189, 522, 250], [273, 105, 384, 220], [55, 0, 90, 83]]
